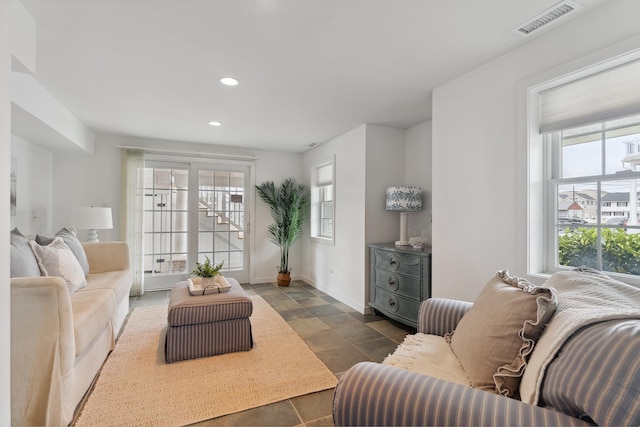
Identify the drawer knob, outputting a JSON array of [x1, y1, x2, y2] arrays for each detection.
[[387, 274, 399, 291], [389, 257, 398, 269], [387, 295, 399, 312]]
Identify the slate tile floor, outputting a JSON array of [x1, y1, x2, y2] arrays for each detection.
[[128, 280, 415, 426]]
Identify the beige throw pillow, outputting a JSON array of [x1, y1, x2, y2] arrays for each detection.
[[446, 270, 557, 398], [36, 227, 90, 277], [29, 237, 87, 293]]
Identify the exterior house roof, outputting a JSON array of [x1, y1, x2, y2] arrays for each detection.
[[558, 201, 583, 211], [576, 192, 595, 201], [601, 192, 634, 202]]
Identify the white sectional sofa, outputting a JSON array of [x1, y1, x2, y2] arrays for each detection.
[[10, 228, 132, 426]]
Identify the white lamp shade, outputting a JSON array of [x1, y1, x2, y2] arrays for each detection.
[[386, 187, 423, 212], [71, 207, 113, 230]]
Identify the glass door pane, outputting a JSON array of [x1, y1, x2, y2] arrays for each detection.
[[197, 167, 247, 282], [143, 164, 189, 290]]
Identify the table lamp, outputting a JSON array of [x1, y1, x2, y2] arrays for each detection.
[[71, 207, 113, 243], [386, 186, 422, 246]]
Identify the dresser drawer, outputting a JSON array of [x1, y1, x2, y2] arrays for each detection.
[[371, 286, 421, 324], [374, 268, 421, 300], [374, 249, 421, 277]]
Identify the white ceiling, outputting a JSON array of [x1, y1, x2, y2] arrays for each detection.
[[20, 0, 610, 153]]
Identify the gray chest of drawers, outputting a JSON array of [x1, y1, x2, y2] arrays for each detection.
[[369, 243, 431, 328]]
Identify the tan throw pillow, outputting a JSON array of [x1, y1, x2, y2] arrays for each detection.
[[445, 270, 557, 398], [29, 237, 87, 293]]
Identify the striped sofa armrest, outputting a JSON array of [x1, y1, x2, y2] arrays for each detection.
[[541, 319, 640, 426], [333, 362, 592, 427], [417, 298, 472, 336]]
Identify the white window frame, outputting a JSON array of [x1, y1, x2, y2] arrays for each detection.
[[310, 155, 335, 245], [545, 120, 640, 277], [520, 44, 640, 287]]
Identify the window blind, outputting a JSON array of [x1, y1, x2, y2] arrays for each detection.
[[317, 163, 333, 185], [540, 58, 640, 133]]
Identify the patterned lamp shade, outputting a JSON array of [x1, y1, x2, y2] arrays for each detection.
[[386, 187, 423, 212]]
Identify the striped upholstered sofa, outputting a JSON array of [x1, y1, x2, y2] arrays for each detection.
[[333, 270, 640, 426]]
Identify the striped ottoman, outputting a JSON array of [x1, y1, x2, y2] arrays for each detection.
[[165, 278, 253, 363]]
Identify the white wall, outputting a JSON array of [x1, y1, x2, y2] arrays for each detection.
[[364, 124, 406, 248], [432, 0, 640, 302], [301, 124, 406, 312], [10, 135, 53, 235], [302, 125, 368, 310], [52, 135, 120, 241], [1, 0, 11, 422], [51, 133, 303, 284], [404, 121, 432, 242], [12, 72, 94, 154], [253, 149, 304, 283]]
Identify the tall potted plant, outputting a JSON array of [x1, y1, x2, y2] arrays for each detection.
[[256, 178, 310, 286]]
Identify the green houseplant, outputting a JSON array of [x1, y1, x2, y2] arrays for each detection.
[[191, 257, 224, 287], [256, 178, 310, 286]]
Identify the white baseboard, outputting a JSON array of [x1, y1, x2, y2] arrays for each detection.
[[299, 274, 367, 314], [251, 275, 305, 284]]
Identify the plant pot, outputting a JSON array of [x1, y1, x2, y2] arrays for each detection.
[[277, 272, 291, 287]]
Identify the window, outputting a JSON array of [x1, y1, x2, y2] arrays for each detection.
[[539, 56, 640, 281], [318, 184, 333, 238], [311, 157, 335, 243]]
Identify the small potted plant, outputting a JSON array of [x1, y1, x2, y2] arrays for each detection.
[[191, 257, 224, 288]]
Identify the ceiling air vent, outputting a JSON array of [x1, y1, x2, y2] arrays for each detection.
[[512, 1, 583, 37]]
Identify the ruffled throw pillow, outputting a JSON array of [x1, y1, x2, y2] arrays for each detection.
[[445, 270, 557, 398]]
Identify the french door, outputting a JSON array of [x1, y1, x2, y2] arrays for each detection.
[[143, 160, 251, 290]]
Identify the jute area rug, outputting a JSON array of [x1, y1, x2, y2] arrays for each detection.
[[74, 295, 338, 426]]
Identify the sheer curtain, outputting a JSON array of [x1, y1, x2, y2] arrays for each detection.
[[120, 149, 145, 296]]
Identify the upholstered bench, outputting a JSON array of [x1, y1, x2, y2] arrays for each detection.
[[165, 278, 253, 363]]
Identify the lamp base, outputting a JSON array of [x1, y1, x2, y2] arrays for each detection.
[[395, 212, 409, 246], [87, 229, 100, 243]]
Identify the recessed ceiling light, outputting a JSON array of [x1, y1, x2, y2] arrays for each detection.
[[208, 121, 222, 127], [219, 77, 239, 86]]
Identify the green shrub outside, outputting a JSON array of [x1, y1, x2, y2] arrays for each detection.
[[559, 227, 640, 275]]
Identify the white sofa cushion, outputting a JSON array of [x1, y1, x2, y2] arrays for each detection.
[[85, 270, 133, 303]]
